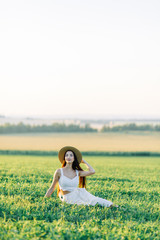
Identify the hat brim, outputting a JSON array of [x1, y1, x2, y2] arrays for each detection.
[[58, 146, 82, 164]]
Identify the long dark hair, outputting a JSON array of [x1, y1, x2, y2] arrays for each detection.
[[57, 150, 86, 197]]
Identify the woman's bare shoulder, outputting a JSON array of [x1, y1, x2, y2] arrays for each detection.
[[54, 168, 61, 178]]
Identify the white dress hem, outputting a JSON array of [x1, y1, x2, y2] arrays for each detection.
[[59, 187, 113, 207]]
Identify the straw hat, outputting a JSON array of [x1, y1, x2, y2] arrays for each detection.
[[58, 146, 82, 164]]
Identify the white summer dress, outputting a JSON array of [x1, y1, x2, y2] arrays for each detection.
[[58, 168, 113, 207]]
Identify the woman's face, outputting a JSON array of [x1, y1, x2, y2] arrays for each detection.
[[65, 151, 75, 164]]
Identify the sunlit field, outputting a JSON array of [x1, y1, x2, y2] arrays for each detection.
[[0, 132, 160, 152], [0, 155, 159, 239]]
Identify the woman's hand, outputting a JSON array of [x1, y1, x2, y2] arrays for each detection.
[[79, 158, 96, 176], [79, 158, 95, 175], [81, 158, 86, 164]]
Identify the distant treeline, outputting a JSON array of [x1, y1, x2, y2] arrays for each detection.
[[0, 150, 160, 157], [0, 122, 97, 134], [0, 122, 160, 134], [101, 123, 160, 132]]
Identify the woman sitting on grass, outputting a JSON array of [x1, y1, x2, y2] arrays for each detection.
[[45, 146, 118, 208]]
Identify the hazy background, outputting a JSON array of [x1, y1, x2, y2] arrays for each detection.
[[0, 0, 160, 119]]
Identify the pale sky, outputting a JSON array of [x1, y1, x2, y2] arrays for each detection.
[[0, 0, 160, 118]]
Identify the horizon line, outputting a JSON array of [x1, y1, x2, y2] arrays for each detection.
[[0, 114, 160, 121]]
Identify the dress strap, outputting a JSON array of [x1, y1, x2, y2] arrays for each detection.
[[60, 168, 63, 176], [76, 170, 79, 177]]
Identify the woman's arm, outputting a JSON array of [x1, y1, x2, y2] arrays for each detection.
[[44, 169, 60, 197], [79, 159, 95, 177]]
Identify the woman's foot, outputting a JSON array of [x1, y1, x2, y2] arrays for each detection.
[[110, 204, 119, 208]]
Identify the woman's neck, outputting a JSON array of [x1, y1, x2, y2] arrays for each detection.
[[65, 163, 73, 170]]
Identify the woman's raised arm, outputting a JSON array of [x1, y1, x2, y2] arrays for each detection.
[[44, 169, 60, 197], [79, 159, 95, 177]]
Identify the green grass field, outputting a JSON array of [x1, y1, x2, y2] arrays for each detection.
[[0, 155, 159, 239]]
